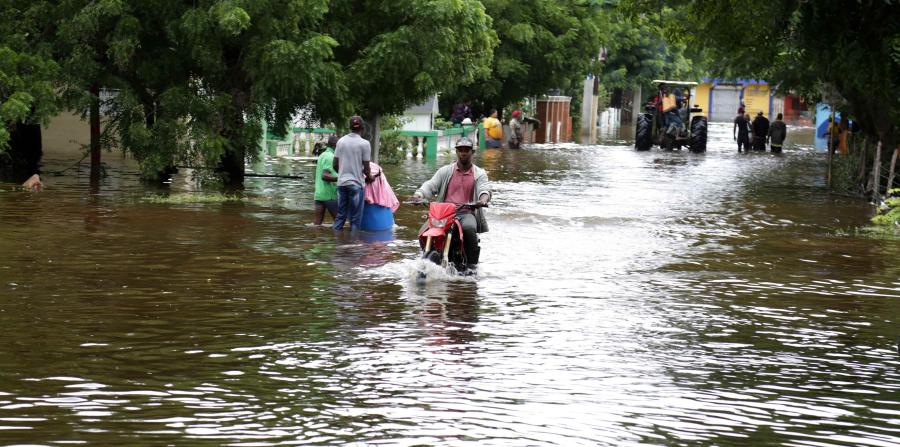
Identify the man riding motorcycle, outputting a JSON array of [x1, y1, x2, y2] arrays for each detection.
[[412, 137, 491, 270]]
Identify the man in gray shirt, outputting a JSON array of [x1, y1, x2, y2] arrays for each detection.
[[332, 116, 372, 231]]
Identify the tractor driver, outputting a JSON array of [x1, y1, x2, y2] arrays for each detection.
[[665, 87, 686, 132]]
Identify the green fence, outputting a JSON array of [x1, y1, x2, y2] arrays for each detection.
[[260, 122, 481, 160], [259, 122, 336, 157], [399, 125, 480, 160]]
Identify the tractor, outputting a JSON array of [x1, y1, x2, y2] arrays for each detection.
[[635, 80, 707, 153]]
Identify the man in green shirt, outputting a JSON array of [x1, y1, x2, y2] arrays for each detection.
[[314, 136, 339, 225]]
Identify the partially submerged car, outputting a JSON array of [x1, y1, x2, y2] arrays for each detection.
[[635, 80, 707, 152]]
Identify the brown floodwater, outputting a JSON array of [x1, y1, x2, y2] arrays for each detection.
[[1, 122, 898, 446]]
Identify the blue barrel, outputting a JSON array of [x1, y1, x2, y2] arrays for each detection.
[[361, 204, 394, 231]]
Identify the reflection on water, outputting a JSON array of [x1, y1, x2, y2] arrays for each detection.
[[1, 123, 898, 445]]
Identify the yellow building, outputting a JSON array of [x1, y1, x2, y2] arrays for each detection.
[[697, 80, 773, 122], [743, 83, 771, 118], [692, 83, 710, 118]]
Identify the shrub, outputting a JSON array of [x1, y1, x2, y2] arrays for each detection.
[[433, 116, 451, 130], [831, 154, 862, 194], [379, 129, 408, 164], [872, 189, 900, 227]]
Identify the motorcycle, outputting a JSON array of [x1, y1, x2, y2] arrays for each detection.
[[408, 200, 486, 281]]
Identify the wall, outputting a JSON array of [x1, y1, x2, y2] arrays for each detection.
[[401, 114, 432, 132], [42, 111, 92, 158], [743, 83, 771, 118], [693, 83, 711, 117]]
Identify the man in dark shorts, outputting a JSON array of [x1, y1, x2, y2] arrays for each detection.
[[751, 111, 770, 151], [734, 112, 751, 152]]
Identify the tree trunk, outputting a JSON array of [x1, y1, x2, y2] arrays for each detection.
[[887, 146, 898, 197], [857, 137, 868, 183], [826, 109, 835, 187], [89, 83, 101, 179], [365, 112, 381, 164], [872, 141, 882, 202], [216, 107, 246, 187]]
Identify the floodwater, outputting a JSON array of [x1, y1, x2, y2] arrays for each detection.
[[1, 123, 899, 446]]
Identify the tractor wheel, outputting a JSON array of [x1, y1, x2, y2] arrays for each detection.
[[635, 113, 652, 151], [689, 116, 708, 153]]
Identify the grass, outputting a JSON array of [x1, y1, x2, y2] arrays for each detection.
[[142, 193, 243, 204]]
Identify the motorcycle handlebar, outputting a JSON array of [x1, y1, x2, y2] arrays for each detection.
[[457, 202, 488, 210], [403, 200, 488, 209]]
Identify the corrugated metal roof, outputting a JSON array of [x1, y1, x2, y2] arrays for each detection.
[[405, 95, 438, 114]]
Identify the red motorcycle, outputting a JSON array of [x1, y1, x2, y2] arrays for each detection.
[[410, 201, 486, 279]]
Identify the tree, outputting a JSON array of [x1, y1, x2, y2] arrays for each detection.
[[0, 0, 59, 181], [48, 0, 346, 184], [596, 7, 700, 98], [668, 0, 900, 150], [321, 0, 496, 161], [442, 0, 608, 114]]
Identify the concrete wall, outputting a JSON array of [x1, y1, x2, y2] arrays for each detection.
[[42, 111, 92, 158]]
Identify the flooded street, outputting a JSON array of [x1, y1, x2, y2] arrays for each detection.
[[1, 122, 899, 446]]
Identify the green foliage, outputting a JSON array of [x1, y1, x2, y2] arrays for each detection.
[[48, 0, 347, 181], [210, 0, 252, 35], [597, 7, 700, 98], [0, 1, 60, 151], [378, 114, 410, 165], [831, 154, 863, 195], [433, 116, 452, 130], [443, 0, 608, 110], [872, 190, 900, 227], [378, 129, 407, 164], [143, 193, 241, 204], [325, 0, 496, 120], [667, 0, 900, 150]]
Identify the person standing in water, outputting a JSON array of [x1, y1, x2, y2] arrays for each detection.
[[313, 135, 339, 225], [332, 116, 373, 231], [768, 113, 787, 153]]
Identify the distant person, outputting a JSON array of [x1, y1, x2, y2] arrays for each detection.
[[664, 87, 685, 132], [332, 116, 373, 231], [649, 84, 669, 127], [838, 118, 850, 155], [823, 116, 841, 154], [767, 113, 787, 153], [508, 110, 524, 149], [483, 109, 503, 148], [450, 100, 472, 125], [751, 111, 770, 151], [734, 112, 751, 153], [313, 135, 339, 225]]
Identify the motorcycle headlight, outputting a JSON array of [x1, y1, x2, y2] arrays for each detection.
[[430, 217, 447, 228]]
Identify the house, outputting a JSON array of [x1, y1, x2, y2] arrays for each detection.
[[401, 95, 438, 131]]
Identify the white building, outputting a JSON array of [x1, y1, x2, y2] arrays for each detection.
[[401, 95, 439, 131]]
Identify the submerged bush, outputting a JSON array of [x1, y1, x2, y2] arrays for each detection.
[[872, 189, 900, 227], [831, 154, 863, 194], [143, 193, 241, 204]]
